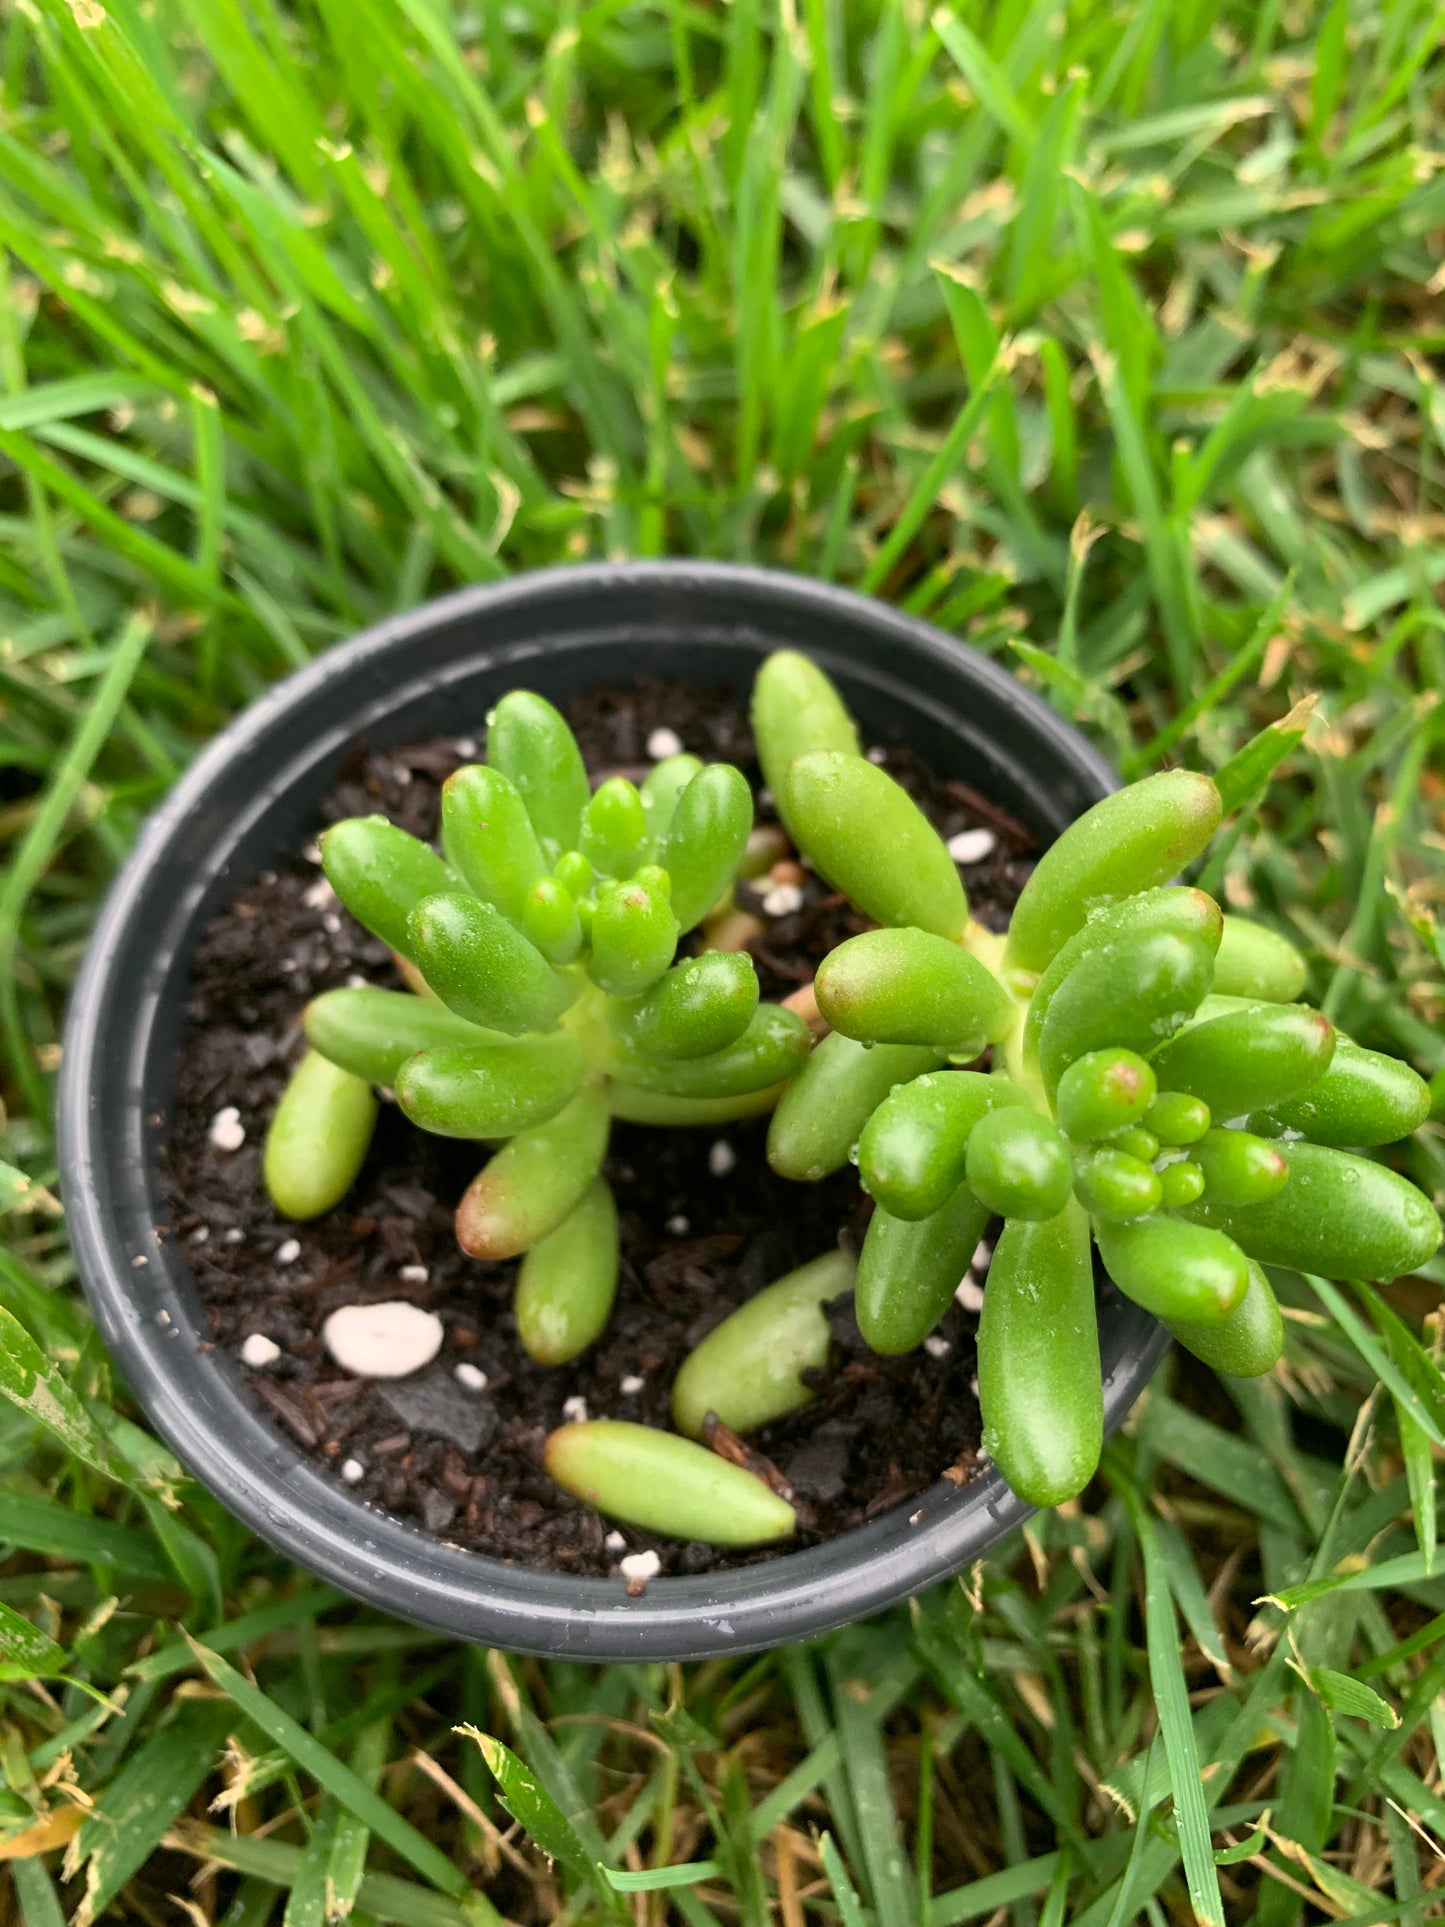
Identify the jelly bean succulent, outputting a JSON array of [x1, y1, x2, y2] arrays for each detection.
[[265, 688, 811, 1368], [754, 651, 1441, 1512], [261, 652, 1443, 1553]]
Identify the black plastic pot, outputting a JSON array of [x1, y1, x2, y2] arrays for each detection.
[[59, 561, 1168, 1661]]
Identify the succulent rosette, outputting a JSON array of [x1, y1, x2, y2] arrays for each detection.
[[753, 651, 1439, 1509], [267, 688, 808, 1372]]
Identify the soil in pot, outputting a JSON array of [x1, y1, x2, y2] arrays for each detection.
[[159, 679, 1037, 1580]]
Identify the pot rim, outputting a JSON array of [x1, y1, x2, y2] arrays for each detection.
[[58, 560, 1169, 1660]]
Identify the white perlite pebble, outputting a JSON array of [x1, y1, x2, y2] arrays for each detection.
[[947, 828, 997, 865], [341, 1458, 365, 1484], [399, 1264, 429, 1284], [605, 1530, 626, 1553], [954, 1277, 985, 1313], [208, 1106, 245, 1152], [323, 1301, 444, 1379], [302, 876, 336, 909], [562, 1395, 589, 1424], [647, 726, 684, 760], [708, 1140, 737, 1177], [924, 1335, 951, 1359], [224, 1227, 244, 1245], [972, 1240, 993, 1271], [455, 737, 478, 759], [241, 1333, 281, 1368], [866, 746, 887, 764], [620, 1549, 662, 1582], [667, 1214, 690, 1235], [619, 1374, 645, 1395], [760, 882, 804, 916], [190, 1225, 210, 1246], [454, 1362, 488, 1392], [275, 1238, 301, 1266]]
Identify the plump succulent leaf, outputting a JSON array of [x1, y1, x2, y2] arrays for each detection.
[[1146, 1090, 1211, 1145], [1036, 929, 1215, 1095], [304, 986, 504, 1086], [639, 751, 701, 847], [580, 777, 648, 880], [750, 649, 862, 826], [1164, 1261, 1284, 1377], [768, 1033, 945, 1181], [1054, 1048, 1158, 1142], [486, 690, 590, 858], [785, 750, 968, 940], [395, 1035, 587, 1138], [664, 764, 753, 930], [410, 891, 576, 1034], [815, 929, 1014, 1050], [964, 1109, 1074, 1221], [543, 1421, 797, 1544], [609, 1004, 811, 1098], [454, 1084, 610, 1260], [859, 1070, 1028, 1220], [440, 764, 546, 922], [1251, 1035, 1431, 1146], [553, 849, 592, 898], [1072, 1146, 1163, 1220], [320, 817, 456, 962], [1152, 1001, 1335, 1116], [1113, 1124, 1159, 1162], [264, 1051, 378, 1220], [515, 1177, 620, 1365], [1190, 1128, 1289, 1206], [671, 1249, 855, 1438], [855, 1180, 991, 1356], [521, 876, 584, 964], [612, 951, 759, 1061], [1003, 769, 1222, 975], [588, 875, 678, 997], [1158, 1159, 1205, 1209], [1180, 1141, 1441, 1282], [1212, 915, 1308, 1002], [978, 1199, 1101, 1508], [1094, 1216, 1251, 1324], [1022, 886, 1222, 1056]]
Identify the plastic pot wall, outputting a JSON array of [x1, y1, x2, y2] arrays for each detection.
[[58, 562, 1168, 1661]]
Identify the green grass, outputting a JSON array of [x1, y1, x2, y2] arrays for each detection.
[[1, 0, 1444, 1920]]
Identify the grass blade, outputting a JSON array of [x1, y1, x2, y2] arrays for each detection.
[[188, 1637, 474, 1903], [1108, 1457, 1226, 1927], [66, 1699, 231, 1927]]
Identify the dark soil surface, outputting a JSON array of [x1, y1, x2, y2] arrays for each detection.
[[159, 680, 1035, 1579]]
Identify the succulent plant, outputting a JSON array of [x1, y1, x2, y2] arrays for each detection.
[[261, 653, 1443, 1550], [265, 689, 811, 1367], [753, 651, 1441, 1511]]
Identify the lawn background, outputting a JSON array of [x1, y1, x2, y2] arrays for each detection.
[[2, 0, 1445, 1921]]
